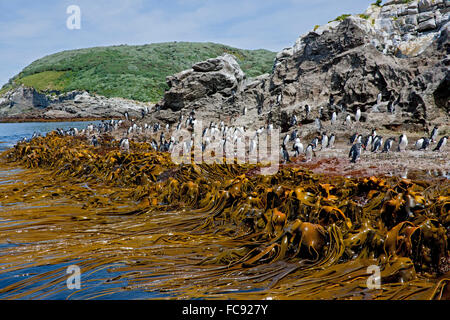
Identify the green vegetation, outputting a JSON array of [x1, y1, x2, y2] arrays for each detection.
[[2, 42, 276, 102], [372, 0, 383, 7], [314, 25, 320, 31], [358, 14, 370, 20], [329, 14, 351, 23]]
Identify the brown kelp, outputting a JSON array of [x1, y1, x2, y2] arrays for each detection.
[[0, 133, 449, 299]]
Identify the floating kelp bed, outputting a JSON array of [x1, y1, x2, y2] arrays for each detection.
[[0, 133, 448, 299]]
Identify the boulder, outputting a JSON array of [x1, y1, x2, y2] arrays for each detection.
[[418, 18, 437, 31], [161, 54, 246, 112]]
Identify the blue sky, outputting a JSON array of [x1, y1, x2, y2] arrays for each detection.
[[0, 0, 373, 86]]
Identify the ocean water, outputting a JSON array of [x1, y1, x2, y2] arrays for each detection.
[[0, 121, 102, 152]]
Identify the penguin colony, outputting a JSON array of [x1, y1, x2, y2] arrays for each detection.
[[22, 100, 448, 167]]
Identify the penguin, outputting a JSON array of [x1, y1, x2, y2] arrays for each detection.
[[433, 136, 448, 152], [349, 143, 362, 163], [151, 139, 159, 151], [91, 136, 98, 147], [281, 144, 290, 163], [415, 137, 430, 150], [430, 126, 438, 143], [349, 133, 358, 144], [124, 111, 129, 121], [283, 134, 290, 147], [305, 105, 311, 118], [291, 114, 298, 126], [382, 137, 395, 153], [305, 144, 314, 162], [345, 114, 352, 127], [356, 134, 362, 144], [371, 136, 383, 152], [311, 136, 320, 150], [290, 129, 298, 142], [371, 128, 377, 139], [321, 133, 329, 149], [120, 138, 130, 152], [415, 138, 424, 150], [319, 107, 324, 119], [243, 107, 247, 115], [397, 134, 408, 152], [355, 108, 361, 123], [361, 135, 371, 151], [331, 111, 337, 126], [328, 133, 336, 149], [293, 138, 304, 156]]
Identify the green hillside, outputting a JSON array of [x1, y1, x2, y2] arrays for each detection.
[[1, 42, 276, 102]]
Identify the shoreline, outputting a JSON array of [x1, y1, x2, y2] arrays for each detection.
[[0, 116, 120, 123]]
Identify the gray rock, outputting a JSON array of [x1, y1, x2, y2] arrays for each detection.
[[406, 14, 418, 25], [160, 54, 245, 112], [407, 8, 419, 15], [418, 12, 435, 22], [418, 18, 437, 31], [418, 0, 433, 12]]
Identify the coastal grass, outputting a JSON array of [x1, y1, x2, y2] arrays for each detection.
[[2, 42, 276, 102]]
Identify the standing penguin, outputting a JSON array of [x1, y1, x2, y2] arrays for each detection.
[[328, 133, 336, 149], [310, 136, 320, 150], [398, 134, 408, 152], [331, 111, 337, 126], [305, 105, 311, 118], [293, 138, 304, 156], [345, 114, 352, 127], [321, 133, 329, 149], [290, 129, 298, 142], [281, 144, 290, 163], [430, 126, 439, 143], [349, 143, 362, 163], [382, 138, 395, 153], [415, 137, 430, 150], [372, 136, 383, 152], [120, 138, 130, 152], [362, 135, 373, 151], [355, 107, 361, 123], [349, 133, 358, 145], [283, 134, 290, 147], [433, 136, 448, 152], [91, 136, 98, 147], [305, 144, 314, 162]]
